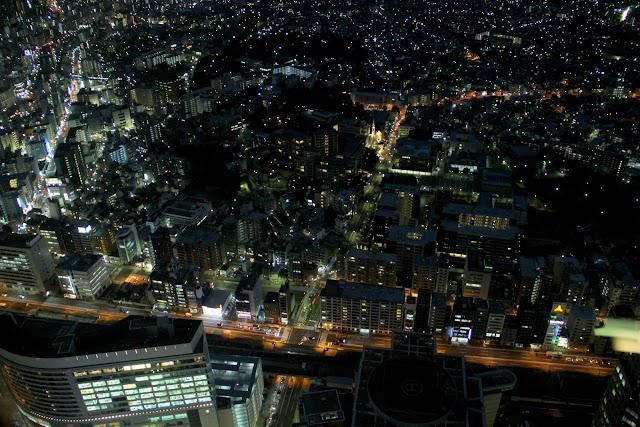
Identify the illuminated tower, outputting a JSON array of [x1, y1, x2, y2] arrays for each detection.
[[54, 142, 87, 190]]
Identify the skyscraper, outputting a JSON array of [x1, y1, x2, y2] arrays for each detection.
[[593, 354, 640, 427], [0, 232, 55, 295], [54, 142, 87, 190]]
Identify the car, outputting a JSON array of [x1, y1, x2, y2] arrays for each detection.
[[18, 295, 24, 299], [217, 323, 223, 327]]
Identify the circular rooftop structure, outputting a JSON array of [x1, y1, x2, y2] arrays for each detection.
[[367, 356, 458, 426]]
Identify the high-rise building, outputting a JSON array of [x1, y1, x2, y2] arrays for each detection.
[[386, 225, 437, 278], [211, 355, 264, 427], [278, 283, 294, 325], [566, 305, 596, 350], [412, 254, 449, 293], [413, 289, 447, 334], [452, 296, 475, 344], [320, 279, 405, 334], [0, 232, 55, 295], [54, 142, 87, 190], [592, 354, 640, 427], [116, 224, 141, 264], [313, 129, 339, 156], [263, 291, 281, 324], [56, 254, 110, 301], [343, 248, 397, 287], [150, 227, 174, 265], [517, 256, 546, 306], [0, 316, 219, 427], [150, 260, 207, 314], [472, 299, 489, 340], [235, 274, 263, 321], [462, 248, 492, 299], [237, 211, 268, 244], [486, 300, 506, 340], [174, 225, 226, 271]]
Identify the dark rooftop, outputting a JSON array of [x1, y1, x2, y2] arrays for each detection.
[[322, 280, 405, 304], [0, 315, 201, 358]]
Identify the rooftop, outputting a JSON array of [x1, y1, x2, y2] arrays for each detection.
[[322, 280, 405, 304], [388, 225, 437, 245], [0, 232, 42, 249], [56, 254, 104, 272], [298, 389, 345, 425], [0, 315, 202, 358]]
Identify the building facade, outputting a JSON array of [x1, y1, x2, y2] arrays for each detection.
[[0, 316, 219, 427], [320, 280, 405, 334], [56, 254, 110, 301], [0, 232, 55, 295]]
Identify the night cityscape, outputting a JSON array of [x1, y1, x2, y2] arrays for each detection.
[[0, 0, 639, 426]]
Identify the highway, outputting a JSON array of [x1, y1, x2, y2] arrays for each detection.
[[0, 293, 616, 377], [271, 376, 305, 427]]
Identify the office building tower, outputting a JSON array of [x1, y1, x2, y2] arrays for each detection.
[[386, 225, 437, 278], [543, 302, 568, 350], [54, 142, 87, 190], [211, 355, 264, 427], [593, 354, 640, 427], [235, 274, 263, 321], [313, 129, 339, 156], [382, 183, 421, 227], [343, 248, 397, 287], [112, 107, 134, 130], [462, 248, 492, 299], [263, 291, 281, 324], [517, 256, 546, 306], [486, 301, 506, 340], [150, 260, 207, 314], [566, 305, 596, 350], [320, 279, 405, 334], [150, 227, 174, 265], [56, 254, 110, 301], [237, 211, 267, 244], [109, 144, 129, 165], [0, 316, 219, 427], [472, 299, 489, 340], [412, 254, 449, 293], [353, 332, 516, 426], [278, 283, 294, 325], [412, 290, 449, 335], [116, 225, 141, 264], [437, 220, 518, 271], [0, 232, 55, 295], [516, 300, 552, 346], [452, 297, 475, 344], [372, 207, 399, 246], [175, 225, 226, 271]]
